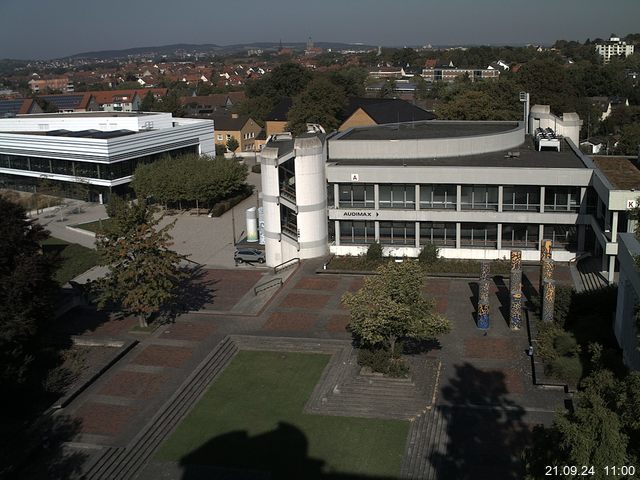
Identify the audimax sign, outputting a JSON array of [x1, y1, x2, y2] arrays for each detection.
[[343, 211, 379, 217]]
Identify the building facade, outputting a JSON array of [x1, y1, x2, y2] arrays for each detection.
[[0, 112, 214, 202], [596, 35, 635, 63], [259, 109, 638, 284]]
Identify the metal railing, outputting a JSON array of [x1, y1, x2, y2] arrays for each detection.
[[253, 277, 283, 295], [273, 257, 300, 274]]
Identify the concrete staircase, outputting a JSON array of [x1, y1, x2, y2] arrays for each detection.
[[576, 257, 609, 292], [400, 406, 449, 479], [83, 337, 239, 480]]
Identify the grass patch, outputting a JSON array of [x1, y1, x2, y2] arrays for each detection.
[[73, 218, 113, 234], [156, 351, 409, 478], [42, 238, 99, 284]]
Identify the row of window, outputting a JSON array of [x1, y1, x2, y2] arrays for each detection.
[[0, 147, 197, 181], [338, 221, 575, 249], [333, 184, 581, 212]]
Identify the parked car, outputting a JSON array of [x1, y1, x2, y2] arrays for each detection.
[[234, 248, 266, 264]]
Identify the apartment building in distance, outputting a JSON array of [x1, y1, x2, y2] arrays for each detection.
[[211, 114, 262, 152], [596, 34, 635, 63], [421, 63, 501, 82], [28, 76, 74, 93]]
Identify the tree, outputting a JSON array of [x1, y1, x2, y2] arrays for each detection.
[[378, 78, 396, 99], [0, 197, 57, 393], [226, 136, 239, 153], [615, 123, 640, 155], [342, 261, 451, 355], [437, 90, 496, 120], [215, 143, 226, 157], [94, 198, 188, 327], [140, 91, 156, 111], [286, 77, 346, 134]]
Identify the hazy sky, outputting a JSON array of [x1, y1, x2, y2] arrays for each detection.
[[1, 0, 639, 60]]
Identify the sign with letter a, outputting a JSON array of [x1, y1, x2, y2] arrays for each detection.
[[351, 173, 359, 181]]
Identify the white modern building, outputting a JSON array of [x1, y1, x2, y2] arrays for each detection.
[[596, 34, 635, 63], [259, 107, 640, 283], [0, 112, 214, 202]]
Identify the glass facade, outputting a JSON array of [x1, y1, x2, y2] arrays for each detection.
[[544, 187, 580, 212], [460, 223, 498, 248], [419, 184, 456, 209], [502, 224, 539, 249], [340, 221, 375, 244], [338, 184, 374, 208], [460, 185, 499, 211], [502, 186, 540, 211], [379, 221, 415, 245], [379, 184, 415, 209], [420, 222, 456, 246], [544, 225, 577, 249]]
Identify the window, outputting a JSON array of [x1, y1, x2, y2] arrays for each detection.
[[461, 185, 499, 210], [501, 224, 539, 249], [378, 184, 415, 209], [502, 186, 540, 211], [419, 184, 456, 209], [544, 187, 580, 212], [420, 222, 456, 246], [460, 223, 498, 248], [327, 183, 335, 208], [379, 222, 415, 245], [340, 221, 375, 244], [543, 225, 577, 250], [217, 134, 223, 141], [338, 184, 374, 208]]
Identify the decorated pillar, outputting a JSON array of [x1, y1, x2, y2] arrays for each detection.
[[541, 257, 555, 298], [510, 291, 522, 330], [510, 249, 522, 295], [480, 261, 491, 282], [539, 239, 552, 294], [542, 279, 556, 323], [478, 279, 490, 329]]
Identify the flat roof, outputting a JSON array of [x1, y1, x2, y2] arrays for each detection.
[[329, 137, 587, 169], [15, 112, 160, 119], [0, 129, 138, 139], [338, 121, 520, 141], [592, 156, 640, 190]]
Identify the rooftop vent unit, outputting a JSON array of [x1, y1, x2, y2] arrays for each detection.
[[534, 127, 561, 152], [504, 151, 521, 158]]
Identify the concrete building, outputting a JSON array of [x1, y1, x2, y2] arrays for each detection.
[[596, 34, 635, 63], [258, 107, 640, 284], [421, 65, 500, 83], [28, 76, 74, 93], [0, 111, 214, 202]]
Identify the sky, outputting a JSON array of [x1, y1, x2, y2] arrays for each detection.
[[0, 0, 639, 60]]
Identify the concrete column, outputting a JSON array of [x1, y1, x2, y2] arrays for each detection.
[[602, 252, 608, 273], [456, 185, 462, 212], [539, 186, 545, 213], [333, 184, 340, 208], [498, 186, 503, 213], [497, 223, 502, 250], [374, 184, 379, 210], [456, 222, 461, 249], [579, 187, 587, 215], [608, 256, 616, 283], [577, 224, 586, 252], [415, 185, 420, 211], [415, 221, 420, 248], [605, 209, 611, 231], [612, 211, 619, 243], [596, 198, 603, 220], [375, 221, 380, 242], [334, 221, 340, 246], [538, 224, 544, 251]]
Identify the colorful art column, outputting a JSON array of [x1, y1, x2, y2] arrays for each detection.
[[542, 279, 556, 322], [478, 279, 490, 329], [480, 261, 491, 282], [541, 257, 555, 298], [539, 239, 552, 294], [510, 249, 522, 295], [510, 292, 522, 330]]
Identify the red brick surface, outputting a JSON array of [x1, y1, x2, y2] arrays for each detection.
[[481, 367, 525, 395], [295, 277, 340, 291], [464, 337, 519, 360], [347, 277, 365, 292], [280, 293, 330, 309], [132, 345, 193, 368], [326, 314, 350, 333], [160, 321, 217, 341], [423, 280, 451, 296], [199, 269, 264, 311], [98, 371, 167, 399], [74, 402, 138, 436], [263, 312, 318, 331]]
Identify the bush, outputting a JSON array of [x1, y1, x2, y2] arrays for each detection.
[[366, 241, 383, 261], [535, 322, 565, 361], [553, 285, 574, 326], [387, 357, 410, 378], [358, 347, 392, 373], [251, 164, 261, 173], [553, 332, 579, 357], [545, 356, 583, 384], [418, 244, 439, 266]]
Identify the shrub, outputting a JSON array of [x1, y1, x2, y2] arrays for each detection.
[[553, 332, 579, 357], [387, 357, 410, 378], [545, 356, 582, 384], [535, 322, 565, 361], [418, 244, 439, 266], [366, 241, 383, 261], [553, 285, 574, 326], [251, 164, 261, 173], [358, 347, 392, 373]]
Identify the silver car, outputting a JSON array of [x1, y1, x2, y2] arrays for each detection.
[[234, 248, 266, 264]]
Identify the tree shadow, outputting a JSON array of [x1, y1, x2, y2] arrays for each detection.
[[430, 363, 530, 480], [160, 265, 218, 321], [178, 422, 400, 480], [1, 413, 86, 480]]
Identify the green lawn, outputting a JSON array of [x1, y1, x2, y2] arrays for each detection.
[[41, 237, 99, 284], [73, 218, 113, 234], [156, 351, 409, 478]]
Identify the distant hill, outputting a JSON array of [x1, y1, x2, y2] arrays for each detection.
[[65, 42, 378, 60]]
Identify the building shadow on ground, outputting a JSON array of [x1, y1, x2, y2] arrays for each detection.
[[179, 422, 399, 480], [493, 275, 511, 327], [430, 363, 530, 480]]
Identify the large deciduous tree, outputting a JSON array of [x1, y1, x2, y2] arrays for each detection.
[[342, 261, 451, 355], [0, 197, 57, 393], [286, 77, 346, 134], [94, 198, 188, 327]]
